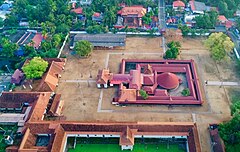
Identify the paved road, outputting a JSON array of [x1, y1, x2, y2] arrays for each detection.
[[206, 81, 240, 86], [158, 0, 166, 29]]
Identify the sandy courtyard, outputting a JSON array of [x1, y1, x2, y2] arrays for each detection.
[[57, 37, 236, 152]]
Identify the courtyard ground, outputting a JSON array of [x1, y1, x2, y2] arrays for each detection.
[[57, 37, 236, 152]]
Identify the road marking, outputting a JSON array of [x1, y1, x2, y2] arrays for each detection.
[[62, 79, 96, 83], [192, 113, 196, 123], [206, 81, 240, 86], [97, 90, 103, 112]]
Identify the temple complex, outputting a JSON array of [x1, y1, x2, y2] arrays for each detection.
[[97, 59, 203, 105]]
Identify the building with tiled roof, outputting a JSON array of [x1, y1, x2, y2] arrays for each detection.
[[0, 92, 52, 132], [157, 72, 180, 89], [209, 124, 225, 152], [173, 0, 185, 11], [218, 15, 228, 24], [189, 0, 206, 14], [21, 58, 66, 92], [97, 59, 203, 105], [28, 33, 43, 49], [15, 122, 201, 152], [117, 6, 147, 27], [71, 7, 83, 14], [11, 69, 24, 85]]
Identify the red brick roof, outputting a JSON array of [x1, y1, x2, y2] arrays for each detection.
[[71, 7, 83, 14], [49, 94, 64, 116], [118, 6, 147, 17], [173, 1, 185, 7], [93, 12, 101, 17], [11, 69, 24, 84], [218, 15, 228, 22], [157, 72, 179, 89], [0, 92, 40, 109], [19, 122, 201, 152], [28, 33, 43, 49], [35, 59, 66, 92]]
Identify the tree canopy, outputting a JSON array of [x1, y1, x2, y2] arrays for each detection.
[[165, 41, 181, 59], [74, 40, 93, 57], [22, 57, 48, 79], [194, 11, 218, 29], [139, 89, 148, 100], [204, 32, 234, 61]]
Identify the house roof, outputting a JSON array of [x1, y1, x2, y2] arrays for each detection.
[[49, 94, 64, 116], [11, 69, 24, 84], [0, 92, 40, 109], [97, 69, 113, 84], [209, 126, 225, 152], [28, 33, 43, 49], [35, 59, 66, 92], [19, 122, 201, 152], [129, 69, 141, 90], [157, 72, 179, 89], [118, 6, 147, 17], [218, 15, 228, 22], [225, 20, 233, 28], [173, 1, 185, 7], [0, 92, 51, 122], [118, 88, 137, 102], [71, 7, 83, 14], [93, 12, 101, 17], [189, 0, 206, 12], [73, 34, 126, 47]]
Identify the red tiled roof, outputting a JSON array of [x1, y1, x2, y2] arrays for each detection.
[[29, 92, 51, 122], [11, 69, 24, 84], [0, 92, 40, 109], [49, 94, 64, 116], [218, 15, 228, 22], [173, 1, 185, 7], [71, 7, 83, 14], [209, 128, 225, 152], [35, 60, 65, 92], [93, 12, 100, 17], [189, 1, 195, 11], [96, 69, 112, 84], [19, 122, 201, 152], [118, 88, 137, 102], [225, 20, 233, 28], [118, 6, 147, 17], [110, 74, 131, 84], [28, 33, 43, 49], [143, 75, 154, 85], [157, 72, 179, 89]]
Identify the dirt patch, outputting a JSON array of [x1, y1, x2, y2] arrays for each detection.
[[57, 37, 237, 152]]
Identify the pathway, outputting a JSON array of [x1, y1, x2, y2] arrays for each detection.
[[206, 81, 240, 86]]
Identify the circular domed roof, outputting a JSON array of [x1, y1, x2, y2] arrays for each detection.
[[157, 72, 179, 89]]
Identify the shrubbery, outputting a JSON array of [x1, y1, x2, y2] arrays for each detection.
[[164, 41, 181, 59], [181, 88, 190, 96], [139, 89, 148, 100]]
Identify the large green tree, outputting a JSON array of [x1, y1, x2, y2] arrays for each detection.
[[219, 114, 240, 152], [22, 57, 48, 79], [204, 32, 234, 61], [74, 40, 93, 57]]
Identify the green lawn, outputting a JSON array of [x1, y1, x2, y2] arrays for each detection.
[[68, 143, 185, 152]]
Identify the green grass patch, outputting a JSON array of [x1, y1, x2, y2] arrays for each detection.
[[68, 143, 184, 152]]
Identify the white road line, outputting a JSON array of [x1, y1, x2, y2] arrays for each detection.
[[108, 52, 163, 55], [63, 79, 96, 83], [206, 81, 240, 86], [97, 90, 103, 112], [105, 53, 110, 68]]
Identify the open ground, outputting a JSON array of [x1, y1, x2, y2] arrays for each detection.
[[57, 37, 237, 152]]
